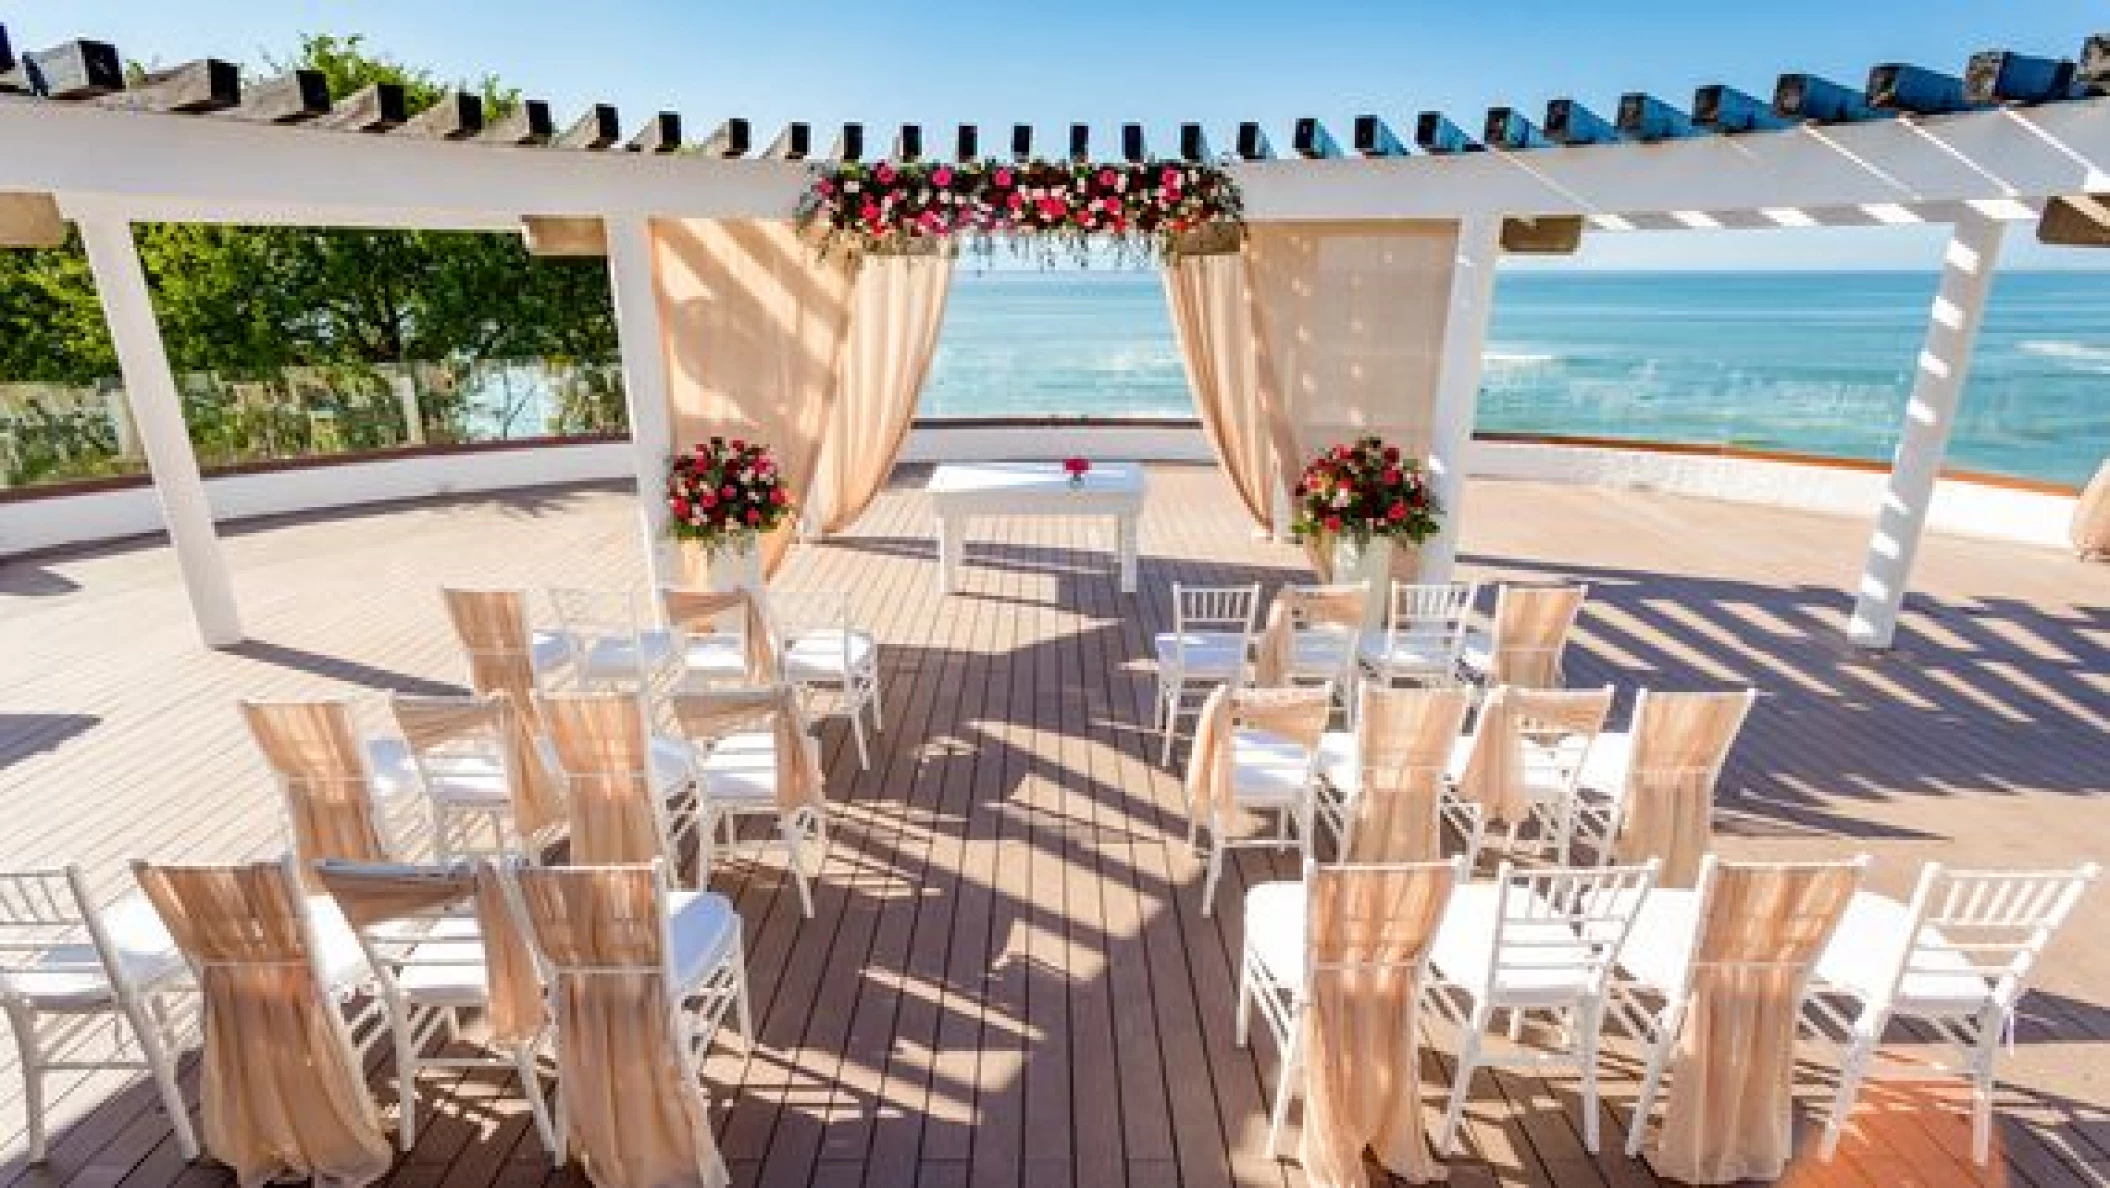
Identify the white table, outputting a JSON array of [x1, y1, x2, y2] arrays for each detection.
[[927, 462, 1146, 595]]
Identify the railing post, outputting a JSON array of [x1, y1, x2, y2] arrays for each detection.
[[74, 207, 244, 647], [604, 213, 673, 587], [1418, 214, 1501, 589], [1847, 212, 2006, 648]]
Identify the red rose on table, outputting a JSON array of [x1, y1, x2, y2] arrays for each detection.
[[1062, 457, 1091, 477]]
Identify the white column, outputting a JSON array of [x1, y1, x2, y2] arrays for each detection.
[[75, 210, 244, 647], [1847, 213, 2006, 649], [603, 214, 674, 587], [389, 370, 425, 444], [1417, 214, 1502, 589]]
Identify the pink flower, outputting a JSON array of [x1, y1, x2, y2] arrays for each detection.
[[1384, 468, 1402, 485], [721, 484, 737, 499], [729, 438, 746, 451], [1387, 502, 1407, 522], [1160, 166, 1179, 187], [1098, 168, 1117, 188], [932, 166, 954, 187], [817, 179, 835, 196], [994, 167, 1014, 187], [770, 488, 788, 505], [699, 492, 717, 508], [1007, 192, 1024, 210], [1037, 197, 1066, 220], [745, 508, 762, 525], [875, 163, 896, 184]]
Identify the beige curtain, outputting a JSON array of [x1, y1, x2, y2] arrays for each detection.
[[1254, 583, 1367, 686], [661, 587, 779, 682], [391, 694, 568, 850], [1652, 861, 1861, 1184], [1184, 686, 1333, 830], [1613, 691, 1757, 887], [312, 861, 542, 1047], [539, 693, 664, 866], [666, 687, 825, 813], [1455, 686, 1614, 824], [1347, 687, 1472, 862], [819, 249, 955, 534], [1164, 246, 1279, 531], [440, 589, 542, 716], [241, 701, 389, 888], [511, 865, 729, 1188], [652, 219, 860, 577], [1298, 860, 1456, 1187], [1486, 585, 1589, 688], [132, 861, 392, 1188], [2073, 459, 2110, 560]]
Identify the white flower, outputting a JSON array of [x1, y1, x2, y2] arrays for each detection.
[[1333, 490, 1351, 508], [845, 180, 861, 193]]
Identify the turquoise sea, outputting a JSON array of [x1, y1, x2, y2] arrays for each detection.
[[918, 270, 2110, 488]]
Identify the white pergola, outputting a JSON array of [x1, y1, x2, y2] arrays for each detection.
[[3, 48, 2106, 650]]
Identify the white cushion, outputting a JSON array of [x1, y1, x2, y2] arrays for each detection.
[[1575, 731, 1631, 798], [529, 630, 575, 676], [697, 731, 781, 805], [391, 916, 490, 1007], [2, 894, 189, 1008], [1153, 631, 1247, 678], [1429, 883, 1599, 1007], [682, 633, 752, 680], [665, 890, 741, 994], [419, 753, 511, 807], [363, 737, 421, 801], [1242, 879, 1308, 990], [783, 629, 876, 680], [579, 631, 678, 683], [1289, 629, 1356, 674], [1359, 634, 1454, 674], [1316, 731, 1359, 792], [394, 893, 745, 1009], [1231, 729, 1313, 805], [1814, 896, 1993, 1016], [304, 894, 377, 994], [1457, 629, 1495, 676]]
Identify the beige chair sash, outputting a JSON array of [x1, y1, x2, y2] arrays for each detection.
[[1348, 687, 1471, 862], [666, 686, 824, 813], [1184, 685, 1333, 825], [393, 693, 568, 845], [2071, 459, 2110, 560], [661, 587, 780, 683], [511, 865, 728, 1188], [132, 861, 392, 1188], [242, 701, 388, 888], [1488, 585, 1587, 688], [541, 694, 664, 866], [441, 589, 543, 715], [1454, 686, 1613, 824], [1613, 691, 1755, 887], [1254, 584, 1367, 686], [1298, 861, 1457, 1187], [313, 861, 543, 1046], [1652, 861, 1860, 1184]]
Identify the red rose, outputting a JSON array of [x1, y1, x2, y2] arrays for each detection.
[[722, 484, 736, 498], [729, 438, 745, 451], [1383, 446, 1400, 462], [699, 492, 716, 508], [994, 167, 1014, 187], [1388, 502, 1406, 521], [1384, 468, 1402, 485], [1324, 515, 1343, 532], [670, 497, 689, 515], [770, 488, 788, 505], [745, 508, 761, 525]]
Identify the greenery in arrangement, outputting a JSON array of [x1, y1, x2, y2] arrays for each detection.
[[1289, 436, 1443, 545], [796, 158, 1243, 264], [666, 438, 796, 555], [0, 35, 625, 486]]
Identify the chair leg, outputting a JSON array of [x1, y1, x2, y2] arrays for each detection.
[[516, 1047, 559, 1162], [1970, 1035, 1998, 1166], [1200, 839, 1225, 918], [1266, 1024, 1302, 1158], [1626, 1008, 1681, 1158], [8, 1006, 48, 1164], [1577, 998, 1604, 1154], [1159, 683, 1181, 767], [867, 671, 885, 733], [1234, 955, 1254, 1048], [126, 998, 199, 1161], [394, 1017, 419, 1152], [850, 704, 872, 770], [782, 818, 816, 919], [1821, 1020, 1883, 1161], [732, 937, 756, 1051], [1440, 1015, 1486, 1156]]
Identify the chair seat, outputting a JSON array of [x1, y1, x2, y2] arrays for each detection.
[[1359, 635, 1455, 674], [1243, 879, 1308, 990], [1604, 888, 1696, 996], [784, 629, 877, 680], [1316, 731, 1358, 792], [1231, 729, 1314, 804], [363, 738, 423, 802], [1576, 731, 1633, 798], [579, 631, 678, 684], [529, 630, 574, 676], [1814, 896, 1993, 1016], [1457, 629, 1495, 677], [665, 890, 742, 994], [1443, 735, 1577, 803], [395, 892, 740, 1007], [5, 894, 189, 1009], [1428, 884, 1599, 1007], [696, 731, 790, 806], [681, 633, 753, 681], [420, 754, 511, 807], [1289, 629, 1356, 674], [649, 736, 697, 793], [1153, 632, 1247, 679], [304, 894, 378, 995]]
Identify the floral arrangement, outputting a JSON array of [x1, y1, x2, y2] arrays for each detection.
[[796, 158, 1243, 264], [1062, 457, 1091, 487], [1289, 436, 1442, 545], [665, 436, 794, 554]]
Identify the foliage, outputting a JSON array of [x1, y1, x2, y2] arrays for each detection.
[[665, 437, 795, 553], [796, 158, 1243, 265], [1289, 436, 1443, 546]]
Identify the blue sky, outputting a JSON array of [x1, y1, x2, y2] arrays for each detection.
[[23, 1, 2110, 269]]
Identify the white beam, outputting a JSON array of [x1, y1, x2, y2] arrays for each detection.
[[1847, 211, 2006, 650], [74, 210, 244, 647], [1418, 215, 1501, 589], [604, 214, 674, 587]]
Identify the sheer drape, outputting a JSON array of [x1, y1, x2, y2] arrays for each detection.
[[1163, 246, 1279, 531], [1613, 691, 1755, 887], [240, 701, 389, 887], [819, 248, 955, 534], [2074, 458, 2110, 559], [1347, 687, 1472, 862], [651, 219, 859, 576]]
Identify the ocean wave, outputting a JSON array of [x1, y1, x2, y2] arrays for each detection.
[[1483, 351, 1559, 369], [2017, 340, 2110, 371]]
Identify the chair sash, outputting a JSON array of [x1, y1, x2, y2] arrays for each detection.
[[1651, 862, 1860, 1184], [1183, 685, 1333, 825], [1254, 584, 1366, 686], [131, 861, 391, 1188], [1613, 691, 1754, 887], [511, 865, 728, 1188], [242, 701, 388, 888], [394, 693, 568, 845], [661, 587, 779, 683], [666, 686, 823, 813], [1488, 585, 1587, 688], [440, 589, 542, 714], [1347, 687, 1471, 861], [1298, 861, 1456, 1187], [541, 694, 664, 866], [1454, 686, 1613, 825], [312, 861, 543, 1047]]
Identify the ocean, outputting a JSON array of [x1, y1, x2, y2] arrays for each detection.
[[918, 269, 2110, 488]]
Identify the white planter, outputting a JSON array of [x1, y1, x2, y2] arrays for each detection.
[[1330, 535, 1415, 633]]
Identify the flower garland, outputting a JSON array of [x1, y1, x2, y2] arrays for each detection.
[[1289, 436, 1443, 546], [666, 437, 795, 555], [795, 158, 1243, 264]]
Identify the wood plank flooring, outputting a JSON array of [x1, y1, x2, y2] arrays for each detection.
[[2, 464, 2106, 1186]]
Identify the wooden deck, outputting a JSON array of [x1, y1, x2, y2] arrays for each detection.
[[2, 464, 2107, 1187]]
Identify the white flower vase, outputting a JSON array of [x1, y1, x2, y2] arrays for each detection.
[[670, 537, 764, 619], [1330, 535, 1408, 635]]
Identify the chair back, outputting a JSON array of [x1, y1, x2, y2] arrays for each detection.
[[241, 699, 389, 886], [1884, 862, 2100, 1015], [550, 587, 671, 692], [665, 685, 825, 812], [0, 866, 133, 1002], [1255, 582, 1366, 687], [1625, 688, 1757, 798], [440, 588, 544, 710], [1344, 687, 1471, 861], [391, 692, 566, 853], [1303, 856, 1463, 978], [1487, 583, 1589, 688], [767, 588, 855, 661], [1171, 582, 1262, 676], [1679, 855, 1870, 997], [1483, 859, 1659, 1002], [1512, 685, 1615, 791], [538, 692, 677, 867], [1382, 580, 1477, 665], [660, 586, 780, 683]]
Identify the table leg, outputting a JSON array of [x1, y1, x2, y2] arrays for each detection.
[[1118, 514, 1137, 593]]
